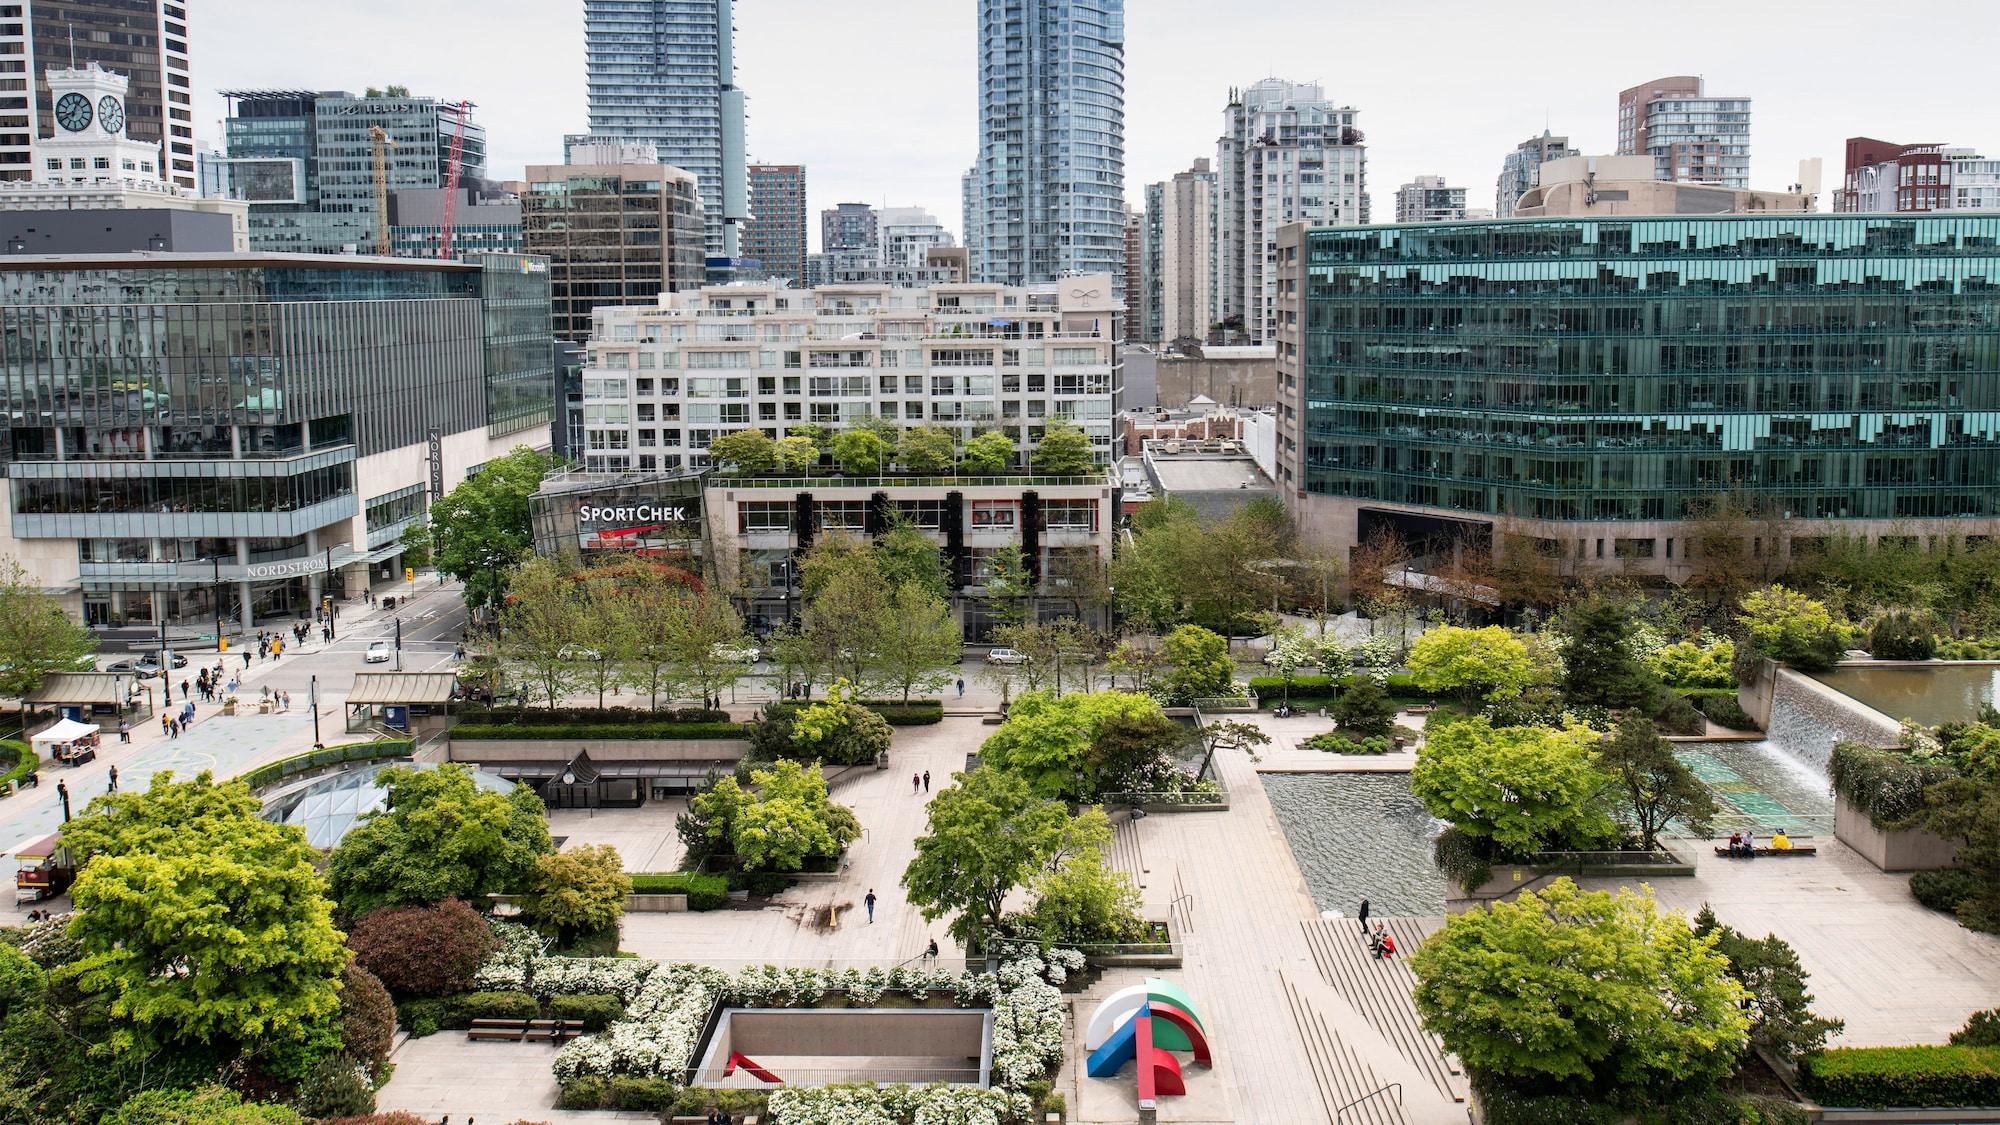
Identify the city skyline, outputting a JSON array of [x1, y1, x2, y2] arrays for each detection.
[[193, 0, 1998, 248]]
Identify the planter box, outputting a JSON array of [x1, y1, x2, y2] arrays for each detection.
[[626, 893, 690, 913], [1451, 845, 1696, 912], [1835, 793, 1960, 872]]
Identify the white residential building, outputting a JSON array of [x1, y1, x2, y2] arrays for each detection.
[[575, 275, 1123, 475], [1393, 175, 1469, 223], [1616, 75, 1752, 189], [1156, 158, 1218, 344], [876, 206, 956, 269], [1216, 78, 1366, 344]]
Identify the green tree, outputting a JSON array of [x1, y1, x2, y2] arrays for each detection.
[[1559, 595, 1660, 711], [877, 583, 962, 701], [1600, 714, 1719, 849], [960, 429, 1017, 473], [63, 772, 347, 1054], [980, 689, 1175, 800], [1898, 747, 2000, 931], [982, 546, 1035, 629], [1411, 879, 1749, 1101], [788, 689, 894, 766], [420, 446, 553, 609], [106, 1086, 305, 1125], [498, 554, 585, 707], [1410, 716, 1615, 854], [794, 536, 893, 692], [1331, 677, 1397, 739], [1692, 906, 1844, 1064], [774, 434, 819, 473], [0, 559, 96, 709], [1868, 610, 1938, 660], [1030, 422, 1098, 475], [1738, 585, 1849, 671], [717, 759, 860, 872], [617, 579, 689, 708], [902, 765, 1110, 948], [831, 428, 889, 474], [521, 844, 631, 945], [662, 585, 753, 708], [874, 519, 950, 599], [896, 426, 957, 474], [1018, 850, 1147, 945], [1160, 624, 1234, 704], [1110, 498, 1289, 636], [705, 428, 778, 474], [325, 763, 554, 917], [574, 571, 636, 708], [1407, 626, 1539, 702]]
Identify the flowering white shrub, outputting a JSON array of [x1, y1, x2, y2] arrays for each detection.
[[1041, 947, 1086, 986], [553, 962, 726, 1081], [532, 956, 657, 1002], [472, 959, 529, 992], [989, 973, 1065, 1090], [767, 1083, 1026, 1125]]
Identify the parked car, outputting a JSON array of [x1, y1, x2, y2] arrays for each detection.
[[986, 647, 1030, 666], [558, 645, 602, 662], [364, 641, 392, 664], [712, 643, 761, 664], [105, 652, 188, 677]]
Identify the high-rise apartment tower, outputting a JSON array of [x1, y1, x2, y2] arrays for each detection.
[[0, 0, 195, 188]]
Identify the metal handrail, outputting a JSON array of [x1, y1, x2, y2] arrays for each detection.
[[1336, 1082, 1402, 1122]]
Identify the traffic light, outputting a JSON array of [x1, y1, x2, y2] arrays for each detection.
[[404, 567, 415, 582]]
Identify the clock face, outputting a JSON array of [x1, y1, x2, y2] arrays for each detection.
[[54, 92, 92, 132], [97, 96, 124, 135]]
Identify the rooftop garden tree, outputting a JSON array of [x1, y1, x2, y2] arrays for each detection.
[[832, 428, 889, 475], [1692, 905, 1844, 1064], [1407, 626, 1541, 703], [325, 763, 553, 918], [979, 689, 1180, 801], [1159, 623, 1234, 704], [902, 764, 1111, 948], [1412, 879, 1749, 1104], [346, 897, 496, 999], [705, 428, 777, 474], [960, 429, 1017, 474], [786, 684, 894, 766], [1029, 421, 1097, 475], [62, 772, 347, 1056], [1017, 849, 1148, 946], [1330, 676, 1398, 739], [1410, 715, 1616, 856], [689, 758, 860, 872], [520, 844, 631, 947], [1558, 594, 1659, 711], [1738, 584, 1850, 671], [895, 425, 957, 474], [774, 433, 819, 473], [1600, 713, 1719, 849], [418, 445, 552, 609]]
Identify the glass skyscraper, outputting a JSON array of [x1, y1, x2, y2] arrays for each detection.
[[1276, 214, 2000, 573], [965, 0, 1126, 292], [583, 0, 747, 260]]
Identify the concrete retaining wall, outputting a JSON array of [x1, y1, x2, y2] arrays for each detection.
[[1833, 794, 1962, 873], [446, 737, 749, 762]]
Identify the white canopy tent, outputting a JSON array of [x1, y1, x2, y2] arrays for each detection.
[[31, 719, 100, 749]]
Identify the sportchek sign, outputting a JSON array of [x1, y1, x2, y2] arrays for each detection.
[[579, 503, 691, 524]]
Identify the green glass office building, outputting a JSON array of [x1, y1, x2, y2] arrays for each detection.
[[1274, 214, 2000, 574]]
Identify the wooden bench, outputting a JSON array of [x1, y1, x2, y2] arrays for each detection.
[[468, 1017, 583, 1042], [1404, 704, 1438, 715], [1713, 845, 1818, 858]]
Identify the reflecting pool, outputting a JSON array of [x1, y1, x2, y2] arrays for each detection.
[[1809, 664, 2000, 728], [1262, 772, 1446, 917]]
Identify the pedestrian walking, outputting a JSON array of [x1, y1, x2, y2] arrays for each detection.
[[108, 765, 118, 792], [922, 770, 931, 792], [1357, 896, 1371, 934], [864, 889, 877, 924], [117, 722, 129, 743], [925, 938, 939, 959], [955, 677, 965, 698], [912, 772, 920, 794], [160, 714, 170, 736], [168, 719, 179, 740], [242, 652, 252, 670]]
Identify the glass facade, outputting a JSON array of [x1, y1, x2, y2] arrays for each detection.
[[969, 0, 1126, 290], [1297, 215, 2000, 524]]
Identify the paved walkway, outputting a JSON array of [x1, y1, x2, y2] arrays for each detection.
[[1579, 838, 2000, 1046], [376, 1034, 654, 1124]]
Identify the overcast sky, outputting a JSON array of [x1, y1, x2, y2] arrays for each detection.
[[196, 1, 1998, 250]]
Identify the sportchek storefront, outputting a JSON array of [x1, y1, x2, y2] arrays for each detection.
[[529, 470, 709, 561]]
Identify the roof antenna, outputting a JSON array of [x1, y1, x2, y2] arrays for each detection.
[[68, 23, 75, 67]]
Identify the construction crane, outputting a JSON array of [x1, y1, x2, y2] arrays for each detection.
[[437, 100, 474, 259], [368, 125, 396, 256]]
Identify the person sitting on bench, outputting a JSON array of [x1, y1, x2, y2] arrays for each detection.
[[1771, 829, 1792, 852], [1726, 831, 1744, 856]]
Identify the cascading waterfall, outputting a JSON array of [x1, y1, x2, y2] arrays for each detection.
[[1760, 671, 1902, 775]]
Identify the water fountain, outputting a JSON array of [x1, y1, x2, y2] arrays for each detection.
[[1262, 773, 1447, 916]]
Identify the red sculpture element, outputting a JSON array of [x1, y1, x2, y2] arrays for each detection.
[[724, 1051, 782, 1084]]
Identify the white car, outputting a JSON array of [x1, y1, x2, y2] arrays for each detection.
[[712, 643, 761, 664], [986, 647, 1030, 666], [364, 641, 392, 664]]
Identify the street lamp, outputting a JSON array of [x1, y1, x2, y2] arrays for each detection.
[[394, 616, 403, 672], [310, 674, 321, 749]]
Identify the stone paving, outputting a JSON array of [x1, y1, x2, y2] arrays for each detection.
[[375, 1034, 655, 1124]]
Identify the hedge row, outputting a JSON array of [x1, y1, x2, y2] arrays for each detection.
[[1251, 673, 1428, 703], [238, 739, 413, 791], [456, 706, 727, 726], [1829, 742, 1961, 826], [1802, 1045, 2000, 1108], [397, 990, 626, 1038], [627, 871, 729, 910], [1301, 732, 1394, 755], [450, 721, 750, 741], [764, 699, 945, 726], [559, 1076, 768, 1116], [0, 740, 37, 791]]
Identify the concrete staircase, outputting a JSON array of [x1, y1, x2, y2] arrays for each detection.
[[1301, 917, 1466, 1106]]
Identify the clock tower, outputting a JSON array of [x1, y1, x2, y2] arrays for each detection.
[[35, 63, 166, 185]]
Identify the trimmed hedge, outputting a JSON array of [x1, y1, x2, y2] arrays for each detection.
[[1301, 732, 1394, 755], [1252, 673, 1429, 709], [459, 990, 539, 1021], [395, 996, 468, 1037], [0, 740, 37, 791], [558, 1077, 769, 1116], [763, 699, 944, 726], [1912, 868, 1983, 916], [450, 721, 749, 741], [549, 992, 624, 1030], [627, 871, 728, 910], [1801, 1045, 2000, 1108], [238, 739, 413, 791], [1830, 742, 1961, 826], [457, 706, 726, 726], [1694, 693, 1760, 731]]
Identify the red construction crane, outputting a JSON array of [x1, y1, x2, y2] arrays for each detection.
[[438, 99, 474, 259]]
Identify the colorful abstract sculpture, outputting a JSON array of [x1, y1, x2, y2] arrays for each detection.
[[1084, 977, 1210, 1107]]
